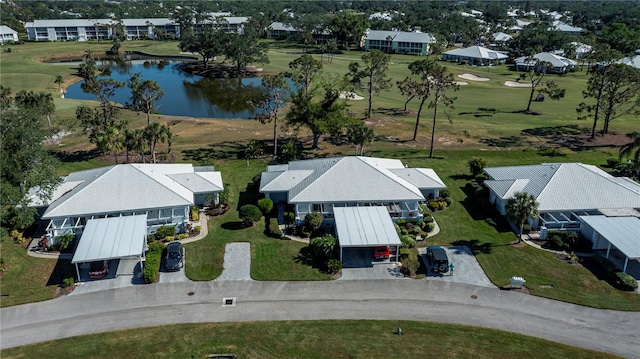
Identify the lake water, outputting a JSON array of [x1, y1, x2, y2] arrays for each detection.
[[63, 59, 269, 119]]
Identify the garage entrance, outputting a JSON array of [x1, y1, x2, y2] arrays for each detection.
[[334, 206, 401, 267]]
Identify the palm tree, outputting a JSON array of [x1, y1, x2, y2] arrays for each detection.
[[144, 122, 168, 163], [54, 74, 64, 96], [505, 192, 539, 243], [130, 128, 147, 163], [96, 125, 124, 164], [83, 48, 95, 61], [619, 130, 640, 177]]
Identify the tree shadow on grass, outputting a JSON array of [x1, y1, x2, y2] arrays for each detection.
[[237, 175, 262, 211], [449, 173, 473, 181], [46, 257, 74, 286], [451, 239, 495, 255], [294, 245, 324, 271], [220, 221, 245, 230], [181, 141, 245, 164], [50, 149, 101, 163], [479, 136, 526, 148]]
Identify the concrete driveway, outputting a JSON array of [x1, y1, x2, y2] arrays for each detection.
[[215, 242, 251, 281], [71, 258, 144, 295], [340, 263, 404, 280], [419, 245, 495, 288], [159, 247, 190, 284]]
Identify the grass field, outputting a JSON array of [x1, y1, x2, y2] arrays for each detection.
[[1, 40, 638, 311], [0, 320, 623, 359]]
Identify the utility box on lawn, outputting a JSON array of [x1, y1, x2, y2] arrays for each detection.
[[510, 276, 526, 288]]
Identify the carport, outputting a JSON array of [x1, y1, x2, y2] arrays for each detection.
[[580, 215, 640, 273], [71, 215, 148, 282], [334, 206, 401, 264]]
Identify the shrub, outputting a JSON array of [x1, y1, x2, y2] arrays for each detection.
[[192, 225, 201, 234], [427, 200, 439, 211], [304, 212, 324, 232], [614, 272, 638, 291], [62, 277, 75, 288], [475, 173, 488, 183], [176, 233, 190, 240], [257, 198, 274, 215], [51, 233, 75, 251], [606, 158, 620, 167], [309, 234, 337, 259], [399, 248, 411, 258], [411, 227, 422, 235], [143, 242, 165, 284], [243, 139, 266, 159], [400, 248, 420, 277], [444, 197, 453, 206], [394, 223, 401, 235], [467, 158, 487, 176], [10, 230, 25, 244], [155, 226, 176, 240], [283, 211, 295, 225], [280, 141, 298, 162], [550, 235, 567, 250], [164, 235, 175, 242], [439, 188, 450, 199], [424, 222, 435, 233], [438, 201, 447, 210], [147, 234, 155, 243], [239, 204, 262, 226], [219, 185, 230, 206], [400, 235, 416, 249], [326, 259, 342, 274], [268, 218, 283, 239], [190, 206, 199, 221]]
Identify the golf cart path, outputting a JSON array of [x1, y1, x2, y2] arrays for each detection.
[[2, 280, 639, 358]]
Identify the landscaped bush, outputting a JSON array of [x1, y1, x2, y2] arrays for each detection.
[[593, 255, 639, 291], [62, 277, 75, 288], [439, 188, 450, 199], [176, 233, 190, 240], [143, 242, 165, 284], [257, 198, 274, 215], [10, 230, 25, 244], [400, 248, 420, 277], [424, 222, 435, 233], [400, 235, 416, 249], [147, 234, 155, 243], [475, 173, 488, 183], [192, 225, 201, 234], [239, 204, 262, 227], [326, 258, 342, 274], [304, 212, 324, 232], [283, 211, 295, 225], [427, 200, 439, 211], [50, 233, 75, 252], [155, 225, 176, 240], [467, 157, 487, 176], [547, 231, 591, 252], [267, 217, 283, 239], [394, 223, 401, 235], [242, 139, 266, 159], [309, 235, 337, 260]]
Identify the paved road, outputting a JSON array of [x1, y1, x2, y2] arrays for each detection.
[[2, 280, 639, 358]]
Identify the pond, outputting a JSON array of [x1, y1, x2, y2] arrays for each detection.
[[62, 59, 270, 119]]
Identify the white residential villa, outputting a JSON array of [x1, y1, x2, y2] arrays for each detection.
[[442, 45, 508, 65], [514, 52, 577, 73], [619, 51, 640, 70], [484, 163, 640, 273], [363, 30, 436, 56], [259, 156, 446, 226], [28, 163, 224, 243], [260, 156, 446, 265], [25, 18, 180, 41], [0, 25, 19, 43]]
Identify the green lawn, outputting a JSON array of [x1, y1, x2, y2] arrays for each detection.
[[1, 41, 638, 309], [0, 320, 622, 359]]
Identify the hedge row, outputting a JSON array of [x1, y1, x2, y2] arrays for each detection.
[[593, 255, 638, 291], [143, 242, 165, 284], [267, 217, 283, 239]]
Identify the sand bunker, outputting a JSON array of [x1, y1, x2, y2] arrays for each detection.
[[454, 81, 468, 86], [339, 91, 365, 100], [503, 81, 533, 88], [458, 73, 490, 81]]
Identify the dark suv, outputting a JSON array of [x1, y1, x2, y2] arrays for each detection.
[[426, 246, 449, 273]]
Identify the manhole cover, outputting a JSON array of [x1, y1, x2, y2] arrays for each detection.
[[222, 297, 236, 306], [188, 291, 195, 296], [471, 295, 478, 299]]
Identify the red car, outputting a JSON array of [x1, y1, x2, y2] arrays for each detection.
[[89, 260, 109, 279], [373, 246, 391, 259]]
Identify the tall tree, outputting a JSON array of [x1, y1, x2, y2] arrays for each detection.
[[346, 119, 375, 156], [505, 192, 539, 244], [54, 74, 64, 96], [426, 64, 458, 158], [619, 130, 640, 178], [224, 29, 270, 73], [328, 12, 368, 49], [179, 26, 226, 67], [348, 50, 392, 118], [128, 73, 164, 124], [519, 59, 564, 113], [407, 60, 436, 141], [15, 91, 55, 131], [1, 102, 60, 229], [578, 63, 640, 137], [253, 74, 291, 157], [144, 122, 169, 164], [96, 124, 124, 164], [397, 77, 419, 112], [289, 54, 323, 97]]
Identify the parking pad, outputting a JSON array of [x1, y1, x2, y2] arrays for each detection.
[[71, 258, 144, 295], [216, 242, 252, 281], [340, 263, 404, 280], [419, 245, 495, 288]]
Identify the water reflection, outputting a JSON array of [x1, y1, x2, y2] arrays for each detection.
[[62, 59, 270, 119]]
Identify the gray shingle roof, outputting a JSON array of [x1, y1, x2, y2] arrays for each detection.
[[40, 164, 223, 219], [484, 163, 640, 211], [260, 157, 445, 203], [515, 52, 577, 68], [365, 30, 435, 43]]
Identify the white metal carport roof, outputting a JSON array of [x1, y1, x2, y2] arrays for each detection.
[[334, 206, 401, 247], [72, 214, 148, 264], [580, 215, 640, 273]]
